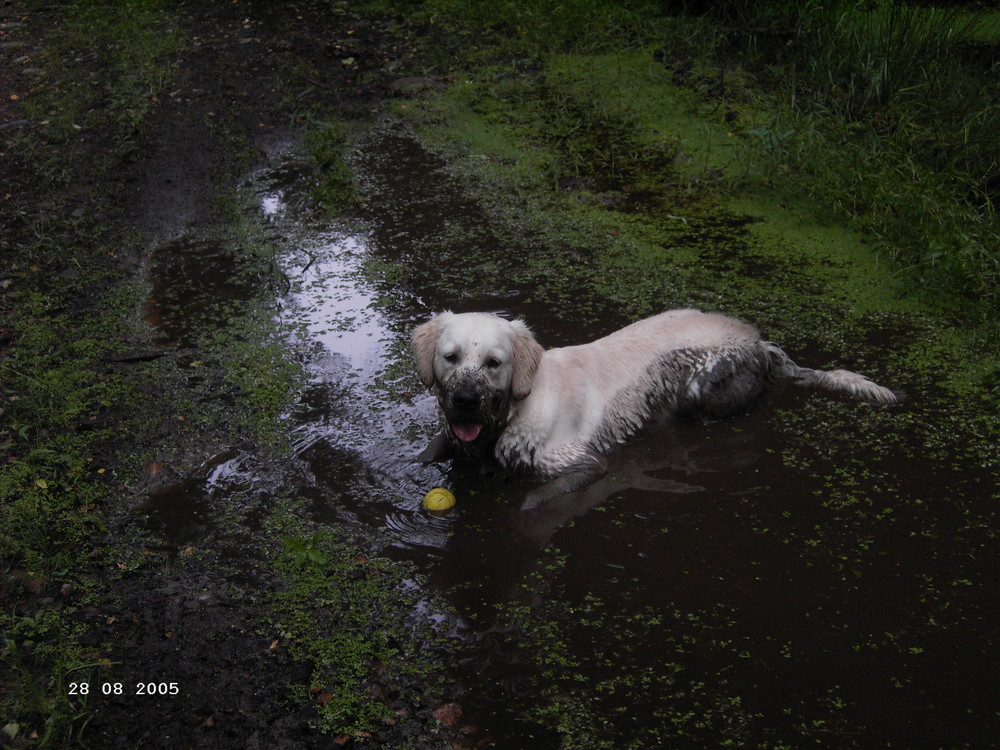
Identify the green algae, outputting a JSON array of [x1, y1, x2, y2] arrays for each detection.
[[268, 528, 456, 738]]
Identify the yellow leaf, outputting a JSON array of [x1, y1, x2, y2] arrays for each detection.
[[35, 479, 48, 489]]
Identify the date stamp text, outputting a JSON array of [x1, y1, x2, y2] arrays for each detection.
[[69, 682, 180, 696]]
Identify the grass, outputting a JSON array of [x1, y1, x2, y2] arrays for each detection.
[[18, 0, 180, 142], [303, 117, 361, 214], [2, 3, 190, 744], [1, 5, 460, 746], [2, 0, 998, 745], [724, 0, 1000, 313], [358, 15, 1000, 739], [0, 217, 130, 747], [406, 1, 998, 280], [374, 0, 656, 58]]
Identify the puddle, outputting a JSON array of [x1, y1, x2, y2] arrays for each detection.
[[142, 235, 271, 348], [277, 224, 454, 553], [139, 122, 998, 747]]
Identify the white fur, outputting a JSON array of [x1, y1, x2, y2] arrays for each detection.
[[495, 310, 757, 474]]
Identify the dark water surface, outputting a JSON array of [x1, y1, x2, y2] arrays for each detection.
[[141, 122, 998, 748]]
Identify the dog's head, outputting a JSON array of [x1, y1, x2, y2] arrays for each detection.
[[412, 311, 543, 447]]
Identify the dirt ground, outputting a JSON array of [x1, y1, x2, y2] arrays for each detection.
[[2, 2, 469, 748], [4, 2, 999, 749]]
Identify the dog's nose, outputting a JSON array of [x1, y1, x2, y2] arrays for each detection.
[[452, 387, 481, 411]]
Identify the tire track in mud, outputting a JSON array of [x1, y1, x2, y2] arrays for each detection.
[[71, 4, 475, 748]]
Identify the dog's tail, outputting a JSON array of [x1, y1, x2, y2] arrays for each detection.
[[765, 343, 900, 404]]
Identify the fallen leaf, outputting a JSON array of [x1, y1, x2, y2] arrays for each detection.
[[432, 702, 464, 727]]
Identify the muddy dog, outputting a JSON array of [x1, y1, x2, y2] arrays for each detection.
[[412, 309, 898, 507]]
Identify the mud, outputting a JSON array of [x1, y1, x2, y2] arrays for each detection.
[[3, 1, 997, 748], [3, 2, 463, 748]]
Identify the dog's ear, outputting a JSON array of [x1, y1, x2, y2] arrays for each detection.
[[411, 312, 452, 388], [509, 319, 544, 400]]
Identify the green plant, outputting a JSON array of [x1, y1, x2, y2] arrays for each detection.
[[2, 623, 109, 748], [20, 0, 180, 141], [270, 532, 448, 735], [281, 531, 331, 570], [790, 1, 978, 117]]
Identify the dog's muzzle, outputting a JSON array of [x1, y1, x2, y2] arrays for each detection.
[[442, 372, 494, 443], [449, 385, 483, 441]]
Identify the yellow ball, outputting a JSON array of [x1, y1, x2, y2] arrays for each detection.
[[422, 488, 456, 511]]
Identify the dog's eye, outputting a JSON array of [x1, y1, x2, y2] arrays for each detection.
[[486, 358, 501, 369], [443, 352, 459, 364]]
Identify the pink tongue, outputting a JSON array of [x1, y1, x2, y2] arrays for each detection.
[[451, 423, 483, 442]]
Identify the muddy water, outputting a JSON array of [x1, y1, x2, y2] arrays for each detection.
[[142, 122, 997, 748]]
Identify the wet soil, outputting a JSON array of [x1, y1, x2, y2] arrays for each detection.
[[3, 1, 998, 749], [2, 2, 463, 748]]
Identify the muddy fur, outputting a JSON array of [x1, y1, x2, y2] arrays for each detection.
[[412, 309, 898, 506]]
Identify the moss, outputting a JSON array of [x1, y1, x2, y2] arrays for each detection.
[[303, 118, 361, 214], [4, 0, 998, 746], [357, 15, 998, 743], [267, 528, 455, 737]]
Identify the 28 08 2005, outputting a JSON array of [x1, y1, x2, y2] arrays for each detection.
[[68, 682, 179, 696]]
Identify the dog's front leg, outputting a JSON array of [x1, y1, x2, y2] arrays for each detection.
[[417, 432, 450, 463], [521, 452, 608, 510]]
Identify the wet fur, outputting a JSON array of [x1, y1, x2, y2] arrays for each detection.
[[412, 309, 898, 506]]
